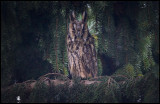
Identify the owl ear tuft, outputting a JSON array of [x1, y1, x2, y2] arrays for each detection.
[[69, 11, 76, 22], [82, 11, 87, 22]]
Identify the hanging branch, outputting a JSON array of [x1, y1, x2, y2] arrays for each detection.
[[101, 11, 106, 52], [45, 44, 50, 60], [66, 14, 68, 43], [55, 18, 59, 73], [115, 25, 120, 64], [94, 13, 99, 61], [124, 29, 128, 64], [108, 15, 110, 40], [124, 38, 128, 64], [101, 23, 105, 50], [107, 9, 110, 51], [115, 38, 118, 63], [147, 2, 151, 27], [62, 51, 65, 74], [126, 53, 128, 64], [63, 12, 69, 74], [95, 13, 98, 32], [147, 2, 158, 53]]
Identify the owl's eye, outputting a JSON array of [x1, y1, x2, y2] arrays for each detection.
[[72, 28, 75, 32], [72, 27, 75, 30], [81, 24, 85, 32], [81, 24, 84, 29], [73, 24, 76, 29], [72, 24, 76, 32]]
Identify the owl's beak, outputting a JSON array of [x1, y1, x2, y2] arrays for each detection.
[[77, 31, 81, 38], [77, 30, 82, 38]]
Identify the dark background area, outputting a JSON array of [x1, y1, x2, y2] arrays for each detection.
[[1, 1, 159, 88]]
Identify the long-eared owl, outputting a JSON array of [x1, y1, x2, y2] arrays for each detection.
[[67, 11, 98, 79]]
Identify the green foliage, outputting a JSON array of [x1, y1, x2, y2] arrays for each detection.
[[1, 72, 159, 103], [139, 72, 159, 103], [97, 58, 102, 76], [124, 64, 135, 78], [1, 1, 159, 103], [29, 83, 49, 103], [115, 63, 135, 79]]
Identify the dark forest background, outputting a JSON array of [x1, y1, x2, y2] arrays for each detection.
[[1, 1, 159, 103]]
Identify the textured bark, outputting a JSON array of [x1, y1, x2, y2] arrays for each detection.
[[67, 11, 98, 79]]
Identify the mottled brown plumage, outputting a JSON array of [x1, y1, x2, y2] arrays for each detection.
[[67, 11, 98, 79]]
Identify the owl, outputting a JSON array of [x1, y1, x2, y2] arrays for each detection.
[[67, 11, 98, 79]]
